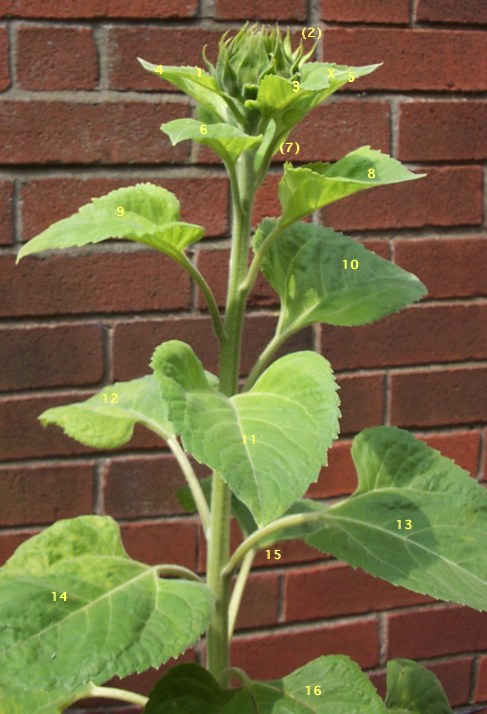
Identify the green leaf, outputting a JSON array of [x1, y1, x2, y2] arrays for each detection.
[[137, 58, 244, 124], [254, 219, 427, 332], [152, 342, 340, 526], [0, 684, 87, 714], [162, 118, 262, 166], [39, 375, 174, 449], [0, 516, 214, 691], [16, 183, 204, 263], [145, 663, 235, 713], [385, 659, 453, 714], [279, 147, 425, 226], [307, 427, 487, 611]]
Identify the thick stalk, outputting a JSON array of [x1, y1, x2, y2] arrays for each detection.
[[206, 151, 256, 679]]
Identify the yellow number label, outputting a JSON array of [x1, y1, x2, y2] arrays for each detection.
[[52, 591, 68, 601], [368, 168, 376, 179], [265, 548, 281, 560], [103, 393, 119, 404], [292, 80, 300, 93], [154, 65, 163, 75], [397, 519, 413, 530], [279, 141, 300, 156], [242, 434, 256, 445], [301, 26, 322, 40], [348, 71, 356, 82], [306, 685, 322, 695], [116, 206, 125, 217], [342, 259, 359, 270], [200, 124, 208, 135], [197, 67, 202, 77]]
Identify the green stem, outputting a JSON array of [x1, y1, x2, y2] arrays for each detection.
[[156, 564, 203, 582], [240, 219, 284, 297], [222, 511, 327, 577], [220, 666, 253, 688], [241, 328, 287, 392], [167, 435, 210, 535], [84, 683, 148, 707], [228, 548, 256, 641], [177, 252, 226, 342]]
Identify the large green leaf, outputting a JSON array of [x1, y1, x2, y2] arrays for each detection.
[[145, 656, 387, 713], [254, 219, 427, 333], [385, 659, 453, 714], [279, 147, 425, 226], [307, 427, 487, 611], [0, 684, 87, 714], [162, 118, 262, 166], [16, 183, 204, 263], [39, 375, 174, 449], [0, 516, 214, 692], [152, 341, 340, 526]]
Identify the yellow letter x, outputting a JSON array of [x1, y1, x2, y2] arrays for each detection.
[[328, 67, 336, 79]]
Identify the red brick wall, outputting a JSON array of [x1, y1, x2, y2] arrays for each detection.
[[0, 1, 486, 711]]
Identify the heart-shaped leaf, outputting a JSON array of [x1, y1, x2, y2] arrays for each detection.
[[307, 427, 487, 611], [17, 183, 204, 263], [0, 516, 214, 692], [152, 341, 340, 526], [145, 663, 235, 713], [279, 147, 425, 226], [254, 219, 427, 333], [162, 118, 262, 166], [385, 659, 453, 714], [39, 375, 174, 449]]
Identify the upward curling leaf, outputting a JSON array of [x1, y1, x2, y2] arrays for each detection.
[[16, 183, 204, 263]]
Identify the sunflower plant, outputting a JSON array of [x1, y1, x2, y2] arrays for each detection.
[[3, 24, 486, 713]]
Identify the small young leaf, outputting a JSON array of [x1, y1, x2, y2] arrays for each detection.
[[385, 659, 453, 714], [307, 427, 487, 612], [145, 663, 236, 713], [279, 147, 425, 226], [39, 375, 174, 449], [162, 118, 262, 166], [16, 183, 204, 263], [254, 219, 427, 333], [0, 516, 214, 692], [153, 342, 340, 526]]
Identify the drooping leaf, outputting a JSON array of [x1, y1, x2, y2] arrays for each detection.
[[137, 59, 244, 124], [385, 659, 453, 714], [307, 427, 487, 612], [39, 375, 174, 449], [278, 147, 425, 226], [162, 118, 262, 166], [152, 341, 340, 526], [254, 219, 427, 333], [16, 183, 204, 263], [145, 663, 235, 713], [0, 516, 214, 692]]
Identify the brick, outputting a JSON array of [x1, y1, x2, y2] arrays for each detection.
[[1, 253, 190, 318], [324, 303, 487, 371], [231, 620, 379, 679], [388, 605, 487, 659], [307, 439, 357, 498], [21, 176, 228, 240], [399, 102, 487, 161], [112, 315, 313, 381], [476, 655, 487, 702], [0, 392, 162, 460], [120, 520, 197, 570], [0, 180, 13, 245], [108, 27, 221, 92], [0, 25, 9, 91], [0, 323, 104, 390], [0, 463, 93, 527], [234, 572, 279, 631], [285, 562, 433, 622], [324, 29, 487, 92], [416, 0, 487, 25], [394, 236, 487, 299], [390, 366, 487, 428], [215, 0, 307, 20], [322, 0, 409, 24], [0, 1, 197, 19], [17, 24, 98, 90], [421, 430, 481, 476], [102, 454, 187, 519], [0, 529, 39, 565], [321, 166, 483, 231], [371, 657, 472, 707], [0, 100, 189, 164], [336, 373, 384, 434]]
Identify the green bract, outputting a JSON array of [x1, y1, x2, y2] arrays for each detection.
[[6, 22, 477, 714]]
